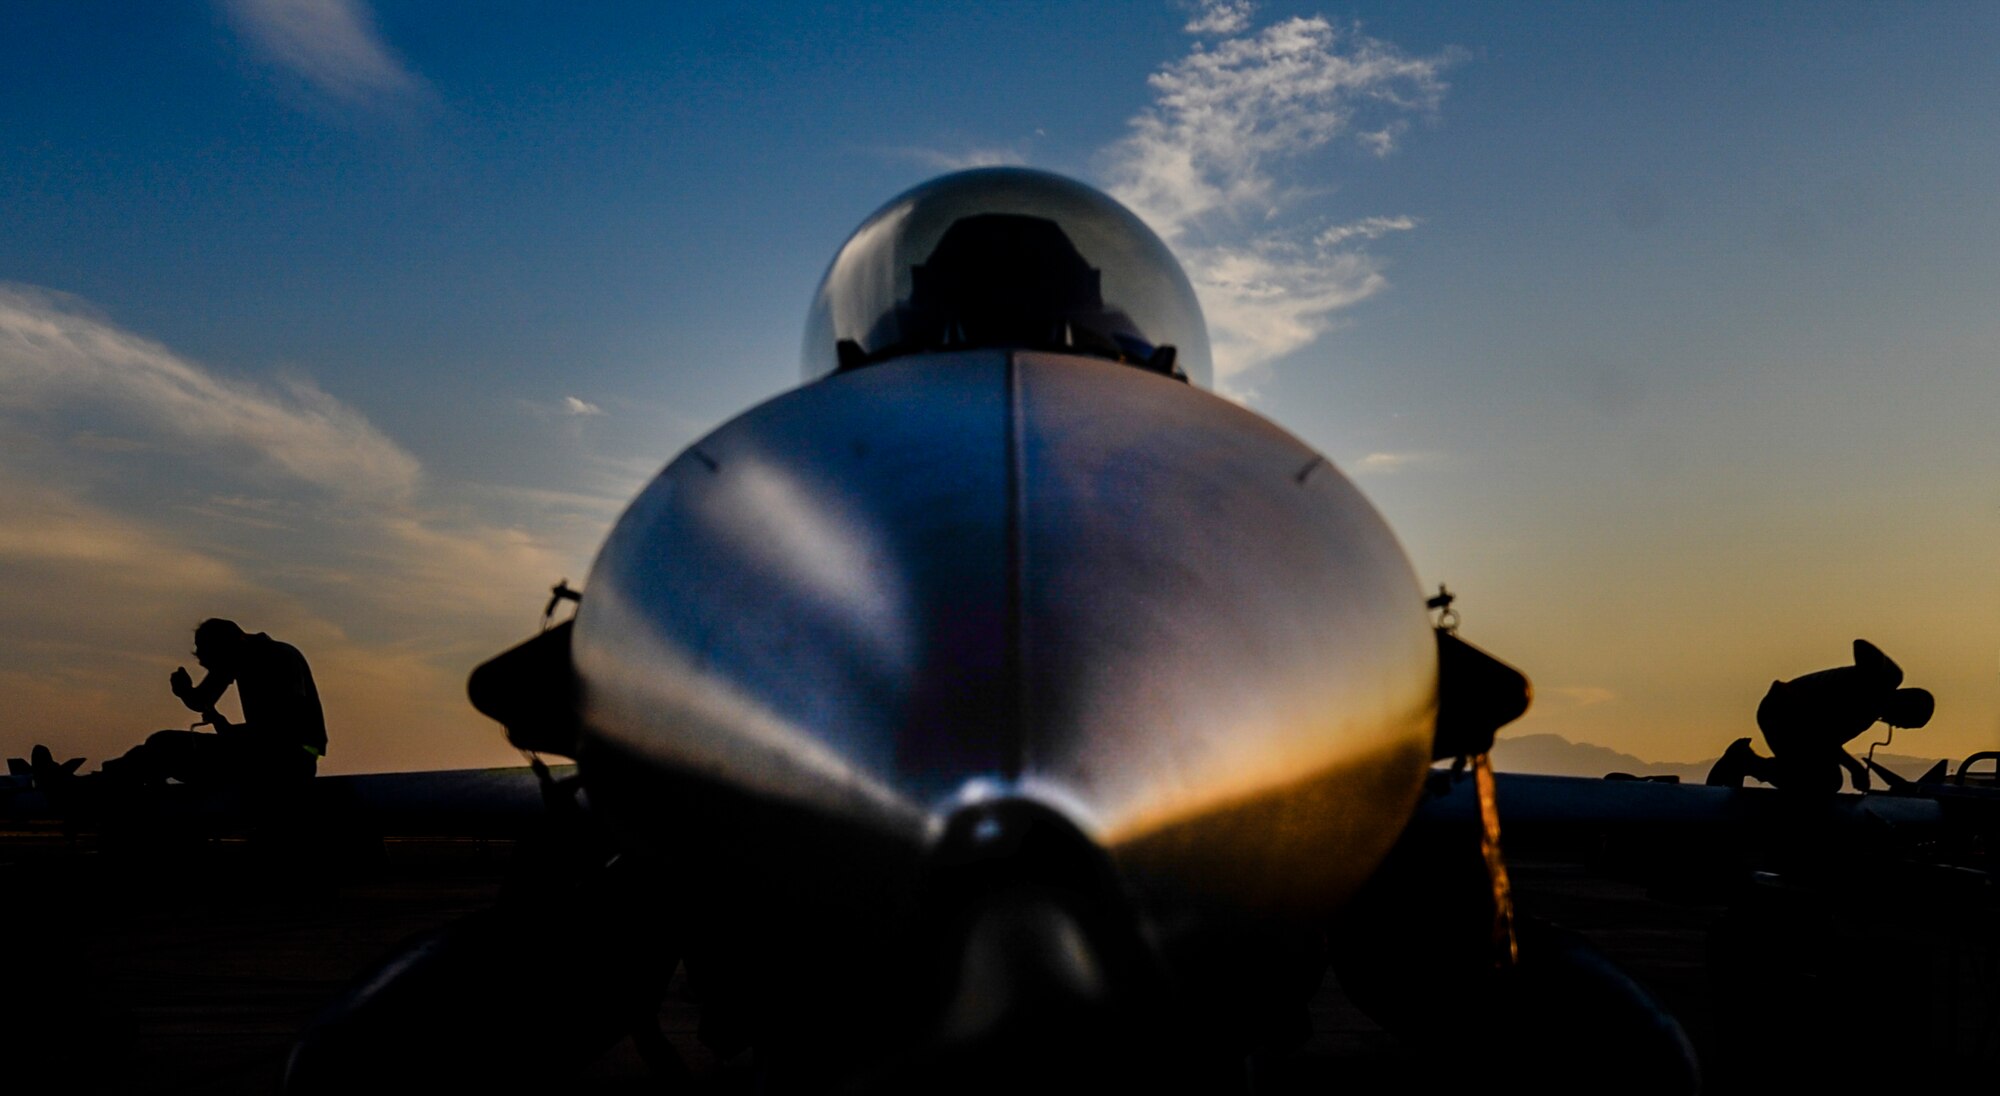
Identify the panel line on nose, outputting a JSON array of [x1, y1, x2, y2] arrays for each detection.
[[1003, 352, 1028, 783]]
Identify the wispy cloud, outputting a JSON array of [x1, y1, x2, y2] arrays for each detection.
[[1316, 215, 1419, 248], [517, 394, 613, 422], [0, 474, 243, 595], [1545, 685, 1619, 709], [1182, 0, 1257, 37], [1102, 13, 1454, 388], [220, 0, 429, 109], [1193, 233, 1409, 375], [1351, 450, 1440, 475], [886, 144, 1033, 172], [1108, 16, 1449, 238], [0, 285, 419, 500]]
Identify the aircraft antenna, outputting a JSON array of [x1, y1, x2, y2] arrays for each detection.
[[523, 579, 584, 796], [1427, 584, 1459, 633], [542, 579, 582, 631]]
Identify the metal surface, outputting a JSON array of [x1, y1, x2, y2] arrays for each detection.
[[573, 348, 1435, 987]]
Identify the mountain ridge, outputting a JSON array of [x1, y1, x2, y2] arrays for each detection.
[[1489, 732, 1946, 785]]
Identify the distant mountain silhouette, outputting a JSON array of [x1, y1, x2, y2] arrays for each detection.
[[1489, 732, 1946, 785]]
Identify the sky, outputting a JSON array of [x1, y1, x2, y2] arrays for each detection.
[[3, 0, 1997, 774]]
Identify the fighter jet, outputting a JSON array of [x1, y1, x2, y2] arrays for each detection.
[[281, 168, 1701, 1094]]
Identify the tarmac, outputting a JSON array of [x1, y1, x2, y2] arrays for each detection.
[[2, 824, 1742, 1095]]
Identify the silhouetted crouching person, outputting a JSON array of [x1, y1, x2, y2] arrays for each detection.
[[102, 619, 325, 788], [1706, 639, 1932, 793]]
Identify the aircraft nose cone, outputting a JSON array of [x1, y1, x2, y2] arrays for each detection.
[[574, 350, 1434, 916], [576, 353, 1021, 842]]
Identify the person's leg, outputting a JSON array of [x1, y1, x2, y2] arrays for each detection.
[[218, 726, 317, 787], [1707, 737, 1783, 788], [1770, 749, 1844, 794], [100, 730, 226, 785]]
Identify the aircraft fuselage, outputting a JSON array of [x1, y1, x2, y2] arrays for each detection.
[[571, 349, 1436, 1058]]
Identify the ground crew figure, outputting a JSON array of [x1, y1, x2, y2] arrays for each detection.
[[1706, 639, 1933, 793], [101, 618, 325, 787]]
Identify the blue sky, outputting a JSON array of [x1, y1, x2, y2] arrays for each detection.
[[4, 1, 1997, 772]]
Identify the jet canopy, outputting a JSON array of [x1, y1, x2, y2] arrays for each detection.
[[802, 168, 1213, 387]]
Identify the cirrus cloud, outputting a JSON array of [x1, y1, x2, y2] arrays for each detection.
[[220, 0, 429, 110], [1103, 13, 1456, 388], [1183, 1, 1257, 37], [0, 284, 420, 501], [1351, 450, 1441, 476]]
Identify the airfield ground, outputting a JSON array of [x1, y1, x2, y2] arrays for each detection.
[[1, 827, 1764, 1095]]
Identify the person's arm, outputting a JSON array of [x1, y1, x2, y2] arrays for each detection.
[[1838, 748, 1871, 792], [171, 667, 231, 715]]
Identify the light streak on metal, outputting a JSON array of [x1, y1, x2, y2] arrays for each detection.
[[1473, 750, 1519, 969]]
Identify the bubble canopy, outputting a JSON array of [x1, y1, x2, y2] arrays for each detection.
[[802, 168, 1213, 388]]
